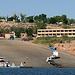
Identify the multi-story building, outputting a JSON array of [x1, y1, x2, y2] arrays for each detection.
[[37, 29, 75, 37]]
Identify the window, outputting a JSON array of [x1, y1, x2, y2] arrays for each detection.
[[73, 33, 75, 35], [61, 34, 64, 35], [57, 30, 60, 32], [38, 31, 41, 32], [42, 34, 44, 35], [42, 31, 45, 32], [49, 30, 52, 32], [69, 30, 72, 32], [73, 30, 75, 32], [53, 34, 56, 35], [57, 34, 60, 35], [69, 33, 72, 35], [46, 34, 48, 36], [49, 34, 52, 35], [53, 30, 56, 32], [61, 30, 64, 32], [38, 34, 41, 36], [65, 33, 68, 35], [65, 30, 68, 32]]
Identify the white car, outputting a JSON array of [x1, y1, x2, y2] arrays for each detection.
[[0, 57, 4, 62]]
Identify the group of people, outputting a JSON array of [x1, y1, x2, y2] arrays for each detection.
[[2, 61, 26, 67], [2, 56, 28, 67]]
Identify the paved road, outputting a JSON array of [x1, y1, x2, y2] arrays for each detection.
[[0, 39, 75, 67]]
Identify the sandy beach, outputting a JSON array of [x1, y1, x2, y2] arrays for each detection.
[[0, 39, 75, 68]]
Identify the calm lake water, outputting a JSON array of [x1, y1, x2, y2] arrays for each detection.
[[0, 68, 75, 75]]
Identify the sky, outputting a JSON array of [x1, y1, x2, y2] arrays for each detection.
[[0, 0, 75, 19]]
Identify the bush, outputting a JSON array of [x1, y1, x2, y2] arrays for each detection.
[[62, 45, 64, 47], [49, 43, 53, 47], [22, 20, 26, 23], [33, 36, 75, 45], [59, 39, 63, 43], [28, 36, 33, 40], [10, 35, 14, 38], [62, 25, 70, 29], [25, 28, 33, 36]]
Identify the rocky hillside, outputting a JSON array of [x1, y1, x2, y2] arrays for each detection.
[[0, 21, 75, 30], [0, 21, 35, 29]]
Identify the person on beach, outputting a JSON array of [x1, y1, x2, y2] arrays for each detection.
[[24, 62, 26, 66], [20, 62, 24, 66]]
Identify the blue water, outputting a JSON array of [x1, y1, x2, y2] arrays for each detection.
[[0, 68, 75, 75]]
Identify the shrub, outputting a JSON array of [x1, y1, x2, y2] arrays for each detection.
[[28, 36, 33, 40], [49, 43, 53, 47], [10, 35, 14, 38], [62, 45, 64, 47], [62, 25, 70, 29], [33, 36, 75, 46], [59, 39, 63, 43]]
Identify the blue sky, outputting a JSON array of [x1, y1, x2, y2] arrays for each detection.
[[0, 0, 75, 19]]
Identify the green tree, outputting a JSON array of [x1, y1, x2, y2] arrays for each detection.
[[49, 17, 57, 24], [68, 19, 75, 24], [8, 16, 14, 21], [4, 29, 10, 33], [0, 29, 4, 33], [61, 15, 68, 24], [28, 36, 33, 40], [34, 14, 47, 23], [34, 16, 39, 20], [0, 16, 5, 20], [20, 13, 26, 21], [35, 23, 47, 29], [25, 28, 33, 36], [15, 27, 25, 37], [0, 29, 10, 33], [39, 14, 47, 23], [26, 16, 34, 23], [54, 16, 62, 22], [13, 13, 19, 22], [10, 27, 25, 37], [10, 27, 15, 32]]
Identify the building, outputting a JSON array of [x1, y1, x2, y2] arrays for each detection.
[[56, 22, 63, 24], [1, 33, 15, 38], [37, 29, 75, 37]]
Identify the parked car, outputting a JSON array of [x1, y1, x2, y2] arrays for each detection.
[[22, 38, 29, 41]]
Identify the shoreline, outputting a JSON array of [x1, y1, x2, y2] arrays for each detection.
[[0, 39, 75, 68]]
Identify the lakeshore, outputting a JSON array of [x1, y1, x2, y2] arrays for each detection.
[[0, 39, 75, 68]]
